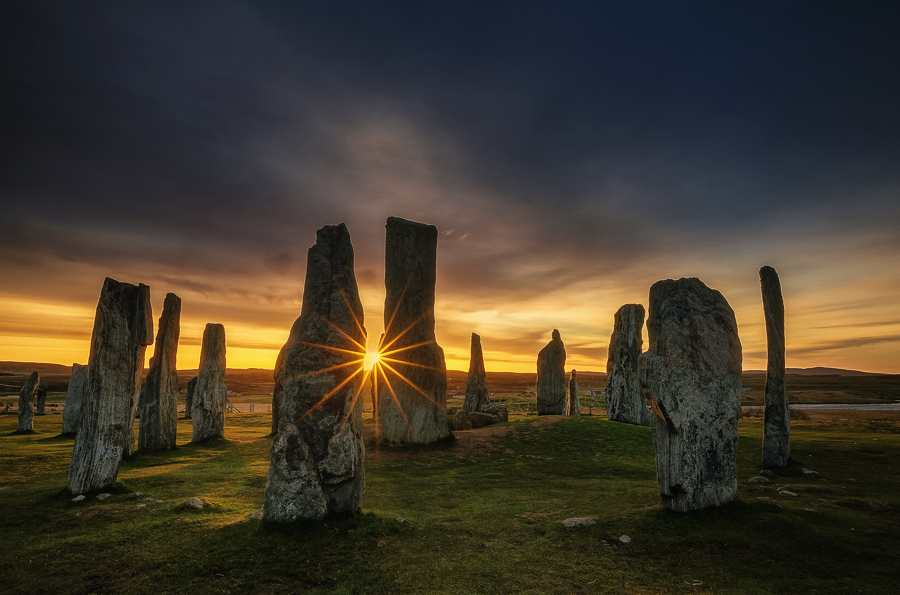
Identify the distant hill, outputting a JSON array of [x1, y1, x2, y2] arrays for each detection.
[[0, 361, 73, 375], [743, 366, 892, 377]]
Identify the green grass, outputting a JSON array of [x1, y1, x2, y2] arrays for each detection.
[[1, 411, 898, 594]]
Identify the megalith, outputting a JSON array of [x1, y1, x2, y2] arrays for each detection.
[[376, 217, 451, 444], [184, 375, 198, 419], [16, 371, 39, 433], [638, 278, 742, 513], [264, 223, 367, 521], [35, 387, 48, 415], [138, 292, 181, 451], [62, 363, 87, 434], [68, 277, 153, 495], [568, 369, 580, 416], [536, 329, 567, 415], [191, 323, 227, 442], [271, 344, 287, 435], [605, 304, 650, 426], [457, 333, 508, 428], [760, 266, 789, 468]]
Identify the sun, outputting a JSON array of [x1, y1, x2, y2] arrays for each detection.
[[364, 350, 380, 370]]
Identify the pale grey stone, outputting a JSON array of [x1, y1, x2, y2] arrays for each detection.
[[760, 265, 790, 468], [748, 476, 771, 484], [16, 371, 39, 433], [562, 517, 596, 527], [638, 277, 742, 513], [605, 304, 650, 426], [536, 329, 567, 415], [71, 495, 85, 503], [463, 333, 488, 413], [568, 369, 580, 416], [265, 223, 367, 522], [186, 497, 208, 508], [619, 535, 632, 543], [377, 217, 451, 444], [62, 364, 87, 434], [249, 508, 264, 519], [191, 323, 226, 442], [139, 292, 181, 451], [68, 277, 153, 495], [96, 493, 111, 501]]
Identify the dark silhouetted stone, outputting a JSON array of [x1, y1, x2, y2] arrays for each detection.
[[16, 371, 39, 432], [568, 369, 580, 416], [605, 304, 650, 426], [184, 376, 198, 419], [265, 223, 367, 521], [638, 278, 742, 513], [377, 217, 450, 444], [35, 387, 48, 415], [138, 292, 181, 451], [760, 265, 789, 468], [62, 363, 87, 434], [191, 323, 226, 442], [68, 277, 153, 494], [536, 329, 567, 415], [463, 333, 488, 414]]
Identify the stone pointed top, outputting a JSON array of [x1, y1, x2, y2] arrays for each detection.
[[551, 329, 561, 342]]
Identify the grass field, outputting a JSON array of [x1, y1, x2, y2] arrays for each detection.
[[2, 409, 898, 594]]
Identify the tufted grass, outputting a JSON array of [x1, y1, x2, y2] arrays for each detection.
[[1, 411, 898, 594]]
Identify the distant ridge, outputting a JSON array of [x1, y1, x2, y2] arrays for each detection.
[[743, 366, 892, 377]]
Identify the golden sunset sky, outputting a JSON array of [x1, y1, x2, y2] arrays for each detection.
[[2, 4, 898, 374]]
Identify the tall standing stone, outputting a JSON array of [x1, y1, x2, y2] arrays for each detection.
[[191, 323, 226, 442], [638, 278, 742, 513], [265, 223, 367, 521], [138, 292, 181, 451], [184, 376, 198, 419], [68, 277, 153, 495], [536, 329, 567, 415], [568, 370, 580, 416], [35, 387, 48, 415], [605, 304, 650, 426], [62, 364, 87, 434], [16, 371, 39, 433], [377, 217, 450, 444], [760, 266, 789, 468], [463, 333, 489, 414], [271, 344, 287, 435]]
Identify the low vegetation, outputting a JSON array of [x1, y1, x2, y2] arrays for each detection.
[[2, 409, 898, 594]]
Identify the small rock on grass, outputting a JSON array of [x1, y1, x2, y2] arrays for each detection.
[[186, 497, 209, 509], [748, 476, 770, 484], [802, 468, 819, 476], [96, 493, 111, 501], [760, 470, 775, 478], [249, 509, 263, 520], [71, 495, 85, 503], [619, 535, 632, 543], [562, 518, 596, 528], [395, 517, 407, 524], [133, 492, 144, 497], [779, 490, 799, 497]]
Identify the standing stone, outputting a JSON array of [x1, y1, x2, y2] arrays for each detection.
[[16, 371, 39, 433], [184, 376, 198, 419], [191, 323, 227, 442], [568, 370, 580, 416], [463, 333, 489, 414], [68, 277, 153, 495], [377, 217, 451, 444], [35, 387, 48, 415], [638, 278, 742, 513], [138, 292, 181, 451], [271, 344, 287, 435], [760, 266, 789, 468], [605, 304, 651, 426], [62, 364, 88, 434], [536, 329, 567, 415], [265, 223, 367, 521]]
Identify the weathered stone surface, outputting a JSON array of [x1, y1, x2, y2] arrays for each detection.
[[377, 217, 451, 444], [638, 277, 742, 513], [68, 277, 153, 495], [184, 376, 198, 419], [463, 333, 489, 414], [536, 329, 567, 415], [568, 369, 580, 416], [191, 323, 227, 442], [35, 387, 48, 415], [562, 517, 596, 528], [760, 266, 789, 468], [138, 292, 181, 451], [271, 344, 287, 435], [454, 409, 470, 430], [605, 304, 650, 426], [264, 223, 367, 522], [16, 371, 39, 432], [62, 364, 87, 434]]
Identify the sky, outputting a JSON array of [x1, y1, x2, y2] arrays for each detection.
[[1, 1, 899, 374]]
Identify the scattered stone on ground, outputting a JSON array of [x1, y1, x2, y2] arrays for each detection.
[[536, 329, 567, 415], [760, 470, 775, 478], [779, 489, 799, 497], [638, 277, 742, 513], [192, 323, 227, 442], [802, 468, 819, 476], [395, 517, 407, 524], [96, 493, 111, 501], [133, 492, 144, 497], [377, 217, 452, 444], [619, 535, 632, 543], [562, 517, 596, 528], [186, 497, 209, 508], [67, 277, 153, 495], [748, 476, 771, 484], [137, 504, 146, 509], [71, 495, 85, 503], [249, 509, 264, 519], [138, 292, 181, 451], [264, 223, 367, 522], [760, 265, 790, 468], [605, 304, 650, 426]]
